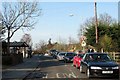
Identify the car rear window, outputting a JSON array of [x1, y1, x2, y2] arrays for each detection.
[[88, 54, 111, 61], [66, 53, 76, 56]]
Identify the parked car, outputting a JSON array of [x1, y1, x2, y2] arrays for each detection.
[[63, 52, 76, 63], [80, 52, 119, 78], [49, 49, 57, 56], [73, 53, 84, 69], [75, 50, 83, 54], [57, 52, 66, 61], [49, 49, 59, 58], [44, 53, 49, 56], [53, 51, 59, 59]]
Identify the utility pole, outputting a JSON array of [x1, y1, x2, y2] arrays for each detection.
[[94, 2, 98, 44]]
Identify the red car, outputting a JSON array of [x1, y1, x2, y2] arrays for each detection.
[[73, 53, 84, 69]]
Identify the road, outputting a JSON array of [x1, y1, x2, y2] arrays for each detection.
[[25, 54, 119, 80]]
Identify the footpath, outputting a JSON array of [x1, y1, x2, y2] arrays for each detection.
[[2, 55, 40, 80]]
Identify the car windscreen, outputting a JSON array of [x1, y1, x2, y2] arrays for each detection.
[[59, 53, 65, 56], [87, 54, 111, 61], [78, 54, 84, 58]]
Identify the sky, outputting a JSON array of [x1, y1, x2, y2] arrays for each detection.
[[1, 1, 118, 48]]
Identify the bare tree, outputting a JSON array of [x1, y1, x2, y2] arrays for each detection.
[[99, 13, 114, 26], [68, 36, 77, 44], [1, 2, 41, 54], [20, 33, 32, 46], [35, 40, 47, 53], [0, 12, 5, 41]]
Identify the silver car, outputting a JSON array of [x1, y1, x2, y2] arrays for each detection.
[[57, 52, 66, 61]]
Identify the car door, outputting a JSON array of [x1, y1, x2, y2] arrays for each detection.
[[81, 54, 89, 72]]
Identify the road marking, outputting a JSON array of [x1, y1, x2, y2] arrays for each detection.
[[61, 67, 77, 78], [63, 73, 66, 78], [70, 72, 77, 78], [46, 74, 48, 78], [56, 73, 60, 78], [65, 64, 78, 78], [69, 69, 77, 78], [3, 68, 41, 71], [63, 73, 69, 78], [42, 73, 48, 78]]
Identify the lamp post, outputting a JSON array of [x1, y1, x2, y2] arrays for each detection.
[[94, 2, 98, 44]]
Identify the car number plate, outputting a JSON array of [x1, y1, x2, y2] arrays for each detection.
[[102, 71, 113, 74]]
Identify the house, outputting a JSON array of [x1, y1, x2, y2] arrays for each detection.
[[2, 41, 29, 58]]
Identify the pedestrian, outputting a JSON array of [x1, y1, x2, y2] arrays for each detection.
[[88, 48, 94, 53], [27, 49, 31, 58]]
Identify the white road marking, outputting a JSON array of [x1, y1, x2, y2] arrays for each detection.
[[3, 68, 41, 71], [65, 64, 78, 78], [42, 73, 48, 78], [69, 69, 77, 78], [63, 73, 66, 78], [56, 73, 60, 78], [61, 67, 77, 78], [70, 72, 77, 78], [63, 73, 69, 78]]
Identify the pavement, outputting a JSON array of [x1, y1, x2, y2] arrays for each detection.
[[2, 54, 40, 80]]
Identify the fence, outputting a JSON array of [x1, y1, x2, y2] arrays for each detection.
[[109, 52, 120, 62]]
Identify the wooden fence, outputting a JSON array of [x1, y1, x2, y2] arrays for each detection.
[[108, 52, 120, 62]]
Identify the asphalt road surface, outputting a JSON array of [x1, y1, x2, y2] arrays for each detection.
[[25, 54, 119, 80]]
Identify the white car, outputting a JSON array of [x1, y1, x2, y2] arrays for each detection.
[[57, 52, 66, 61]]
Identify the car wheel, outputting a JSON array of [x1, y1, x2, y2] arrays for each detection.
[[64, 60, 67, 63], [64, 60, 65, 63], [80, 65, 83, 73], [65, 60, 68, 63]]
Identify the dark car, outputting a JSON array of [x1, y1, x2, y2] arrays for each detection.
[[57, 52, 66, 61], [80, 52, 119, 78], [49, 49, 59, 58], [49, 49, 57, 56], [63, 52, 76, 63], [53, 51, 59, 59]]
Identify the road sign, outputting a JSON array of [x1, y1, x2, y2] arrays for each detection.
[[81, 40, 86, 47]]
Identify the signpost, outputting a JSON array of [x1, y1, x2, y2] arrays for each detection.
[[81, 40, 86, 52]]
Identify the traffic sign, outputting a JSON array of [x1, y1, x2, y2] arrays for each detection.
[[81, 40, 86, 47]]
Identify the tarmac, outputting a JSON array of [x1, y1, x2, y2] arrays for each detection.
[[2, 54, 40, 80], [1, 54, 120, 80]]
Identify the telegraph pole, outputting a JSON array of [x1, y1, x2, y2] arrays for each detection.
[[94, 2, 98, 44]]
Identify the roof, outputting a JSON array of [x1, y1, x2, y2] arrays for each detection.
[[10, 42, 29, 47], [86, 52, 107, 55], [2, 42, 29, 47]]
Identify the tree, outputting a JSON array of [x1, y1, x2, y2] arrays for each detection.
[[1, 2, 41, 54], [21, 34, 32, 47], [0, 12, 5, 41], [99, 34, 113, 52], [99, 13, 115, 26], [78, 13, 118, 52], [35, 40, 47, 54]]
